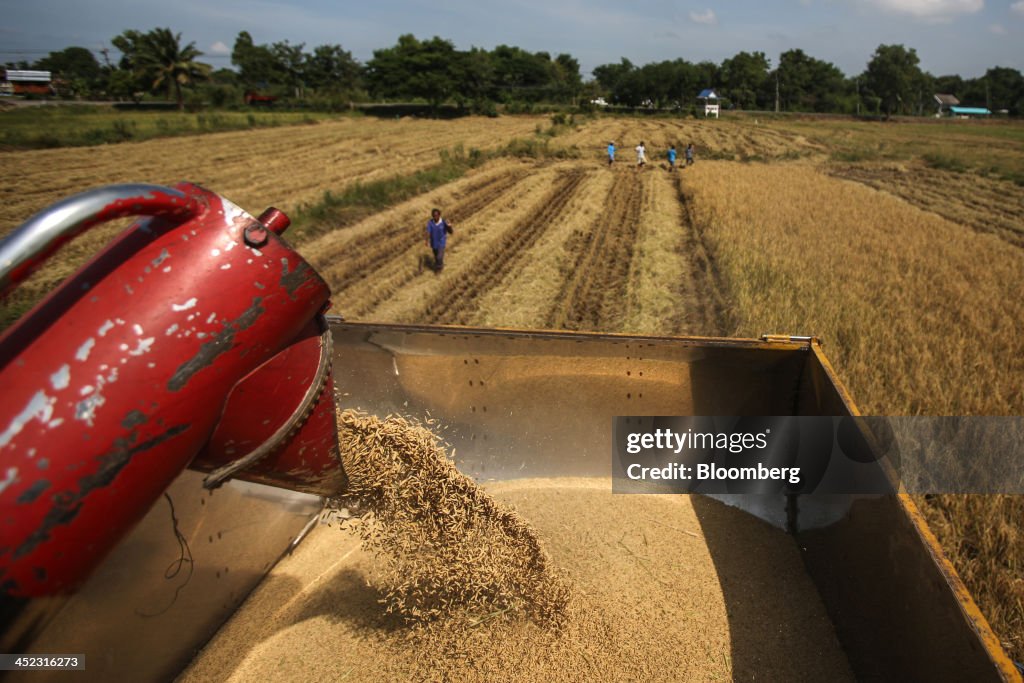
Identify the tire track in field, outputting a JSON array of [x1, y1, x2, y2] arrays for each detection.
[[546, 170, 644, 331], [672, 175, 731, 334], [418, 169, 588, 325], [448, 169, 532, 222], [325, 170, 528, 295]]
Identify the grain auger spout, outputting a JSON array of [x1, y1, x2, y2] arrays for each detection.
[[0, 183, 349, 631]]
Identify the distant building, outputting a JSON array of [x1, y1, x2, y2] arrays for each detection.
[[933, 93, 959, 117], [697, 89, 720, 118], [0, 69, 53, 96], [244, 91, 278, 106], [949, 106, 991, 118]]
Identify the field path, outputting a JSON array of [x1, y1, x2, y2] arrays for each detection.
[[672, 172, 732, 334], [467, 167, 615, 330], [309, 167, 529, 300], [545, 169, 644, 331], [417, 169, 588, 325], [348, 164, 574, 322]]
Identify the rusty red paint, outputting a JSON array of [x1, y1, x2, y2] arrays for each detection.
[[191, 318, 345, 497], [257, 207, 290, 235], [0, 183, 333, 598]]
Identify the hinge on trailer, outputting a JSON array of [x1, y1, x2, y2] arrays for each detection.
[[760, 334, 820, 344]]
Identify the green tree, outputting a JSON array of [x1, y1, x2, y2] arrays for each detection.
[[365, 34, 463, 108], [596, 58, 707, 109], [106, 68, 142, 102], [461, 47, 496, 105], [113, 27, 211, 110], [934, 74, 965, 98], [231, 31, 285, 88], [592, 58, 634, 97], [694, 61, 721, 91], [35, 47, 102, 97], [642, 60, 679, 107], [721, 51, 770, 109], [489, 45, 552, 102], [271, 40, 306, 98], [980, 67, 1024, 114], [202, 68, 242, 107], [305, 44, 361, 92], [611, 65, 649, 106], [774, 49, 848, 112], [109, 29, 148, 92], [863, 44, 926, 116], [210, 68, 239, 86], [553, 53, 582, 103]]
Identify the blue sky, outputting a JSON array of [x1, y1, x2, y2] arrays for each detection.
[[2, 0, 1022, 79]]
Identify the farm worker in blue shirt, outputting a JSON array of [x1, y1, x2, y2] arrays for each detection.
[[668, 145, 677, 172], [426, 208, 454, 273], [607, 141, 615, 166]]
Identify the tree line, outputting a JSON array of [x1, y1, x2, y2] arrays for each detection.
[[7, 29, 582, 112], [8, 27, 1024, 116], [599, 46, 1024, 116]]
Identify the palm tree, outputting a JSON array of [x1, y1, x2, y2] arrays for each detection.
[[115, 28, 211, 110]]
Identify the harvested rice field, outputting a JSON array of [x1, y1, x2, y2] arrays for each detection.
[[0, 116, 544, 225], [307, 154, 735, 335], [179, 479, 853, 683]]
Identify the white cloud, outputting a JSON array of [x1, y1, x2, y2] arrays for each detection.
[[1012, 0, 1024, 16], [209, 41, 229, 55], [863, 0, 983, 20], [689, 8, 718, 24], [989, 22, 1006, 33]]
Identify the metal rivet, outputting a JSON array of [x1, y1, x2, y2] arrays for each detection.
[[244, 223, 269, 247]]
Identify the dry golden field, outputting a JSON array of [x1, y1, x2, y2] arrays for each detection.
[[0, 115, 544, 223], [1, 112, 1023, 664], [0, 115, 542, 314]]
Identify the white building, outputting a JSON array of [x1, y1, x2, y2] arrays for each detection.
[[697, 89, 720, 118], [0, 69, 53, 96]]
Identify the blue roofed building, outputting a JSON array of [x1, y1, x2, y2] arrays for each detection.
[[949, 106, 991, 118], [933, 93, 959, 117], [697, 88, 720, 118]]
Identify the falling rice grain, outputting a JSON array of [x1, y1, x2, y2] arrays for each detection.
[[331, 408, 571, 626]]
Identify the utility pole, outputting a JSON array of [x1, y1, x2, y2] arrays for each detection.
[[774, 71, 779, 113], [856, 77, 860, 116]]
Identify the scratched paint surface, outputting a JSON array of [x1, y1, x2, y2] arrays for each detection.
[[0, 182, 331, 596]]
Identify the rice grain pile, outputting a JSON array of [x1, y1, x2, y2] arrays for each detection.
[[332, 409, 570, 625], [179, 413, 854, 682]]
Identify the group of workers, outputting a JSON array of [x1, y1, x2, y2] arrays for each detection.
[[424, 140, 698, 274], [607, 141, 694, 171]]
